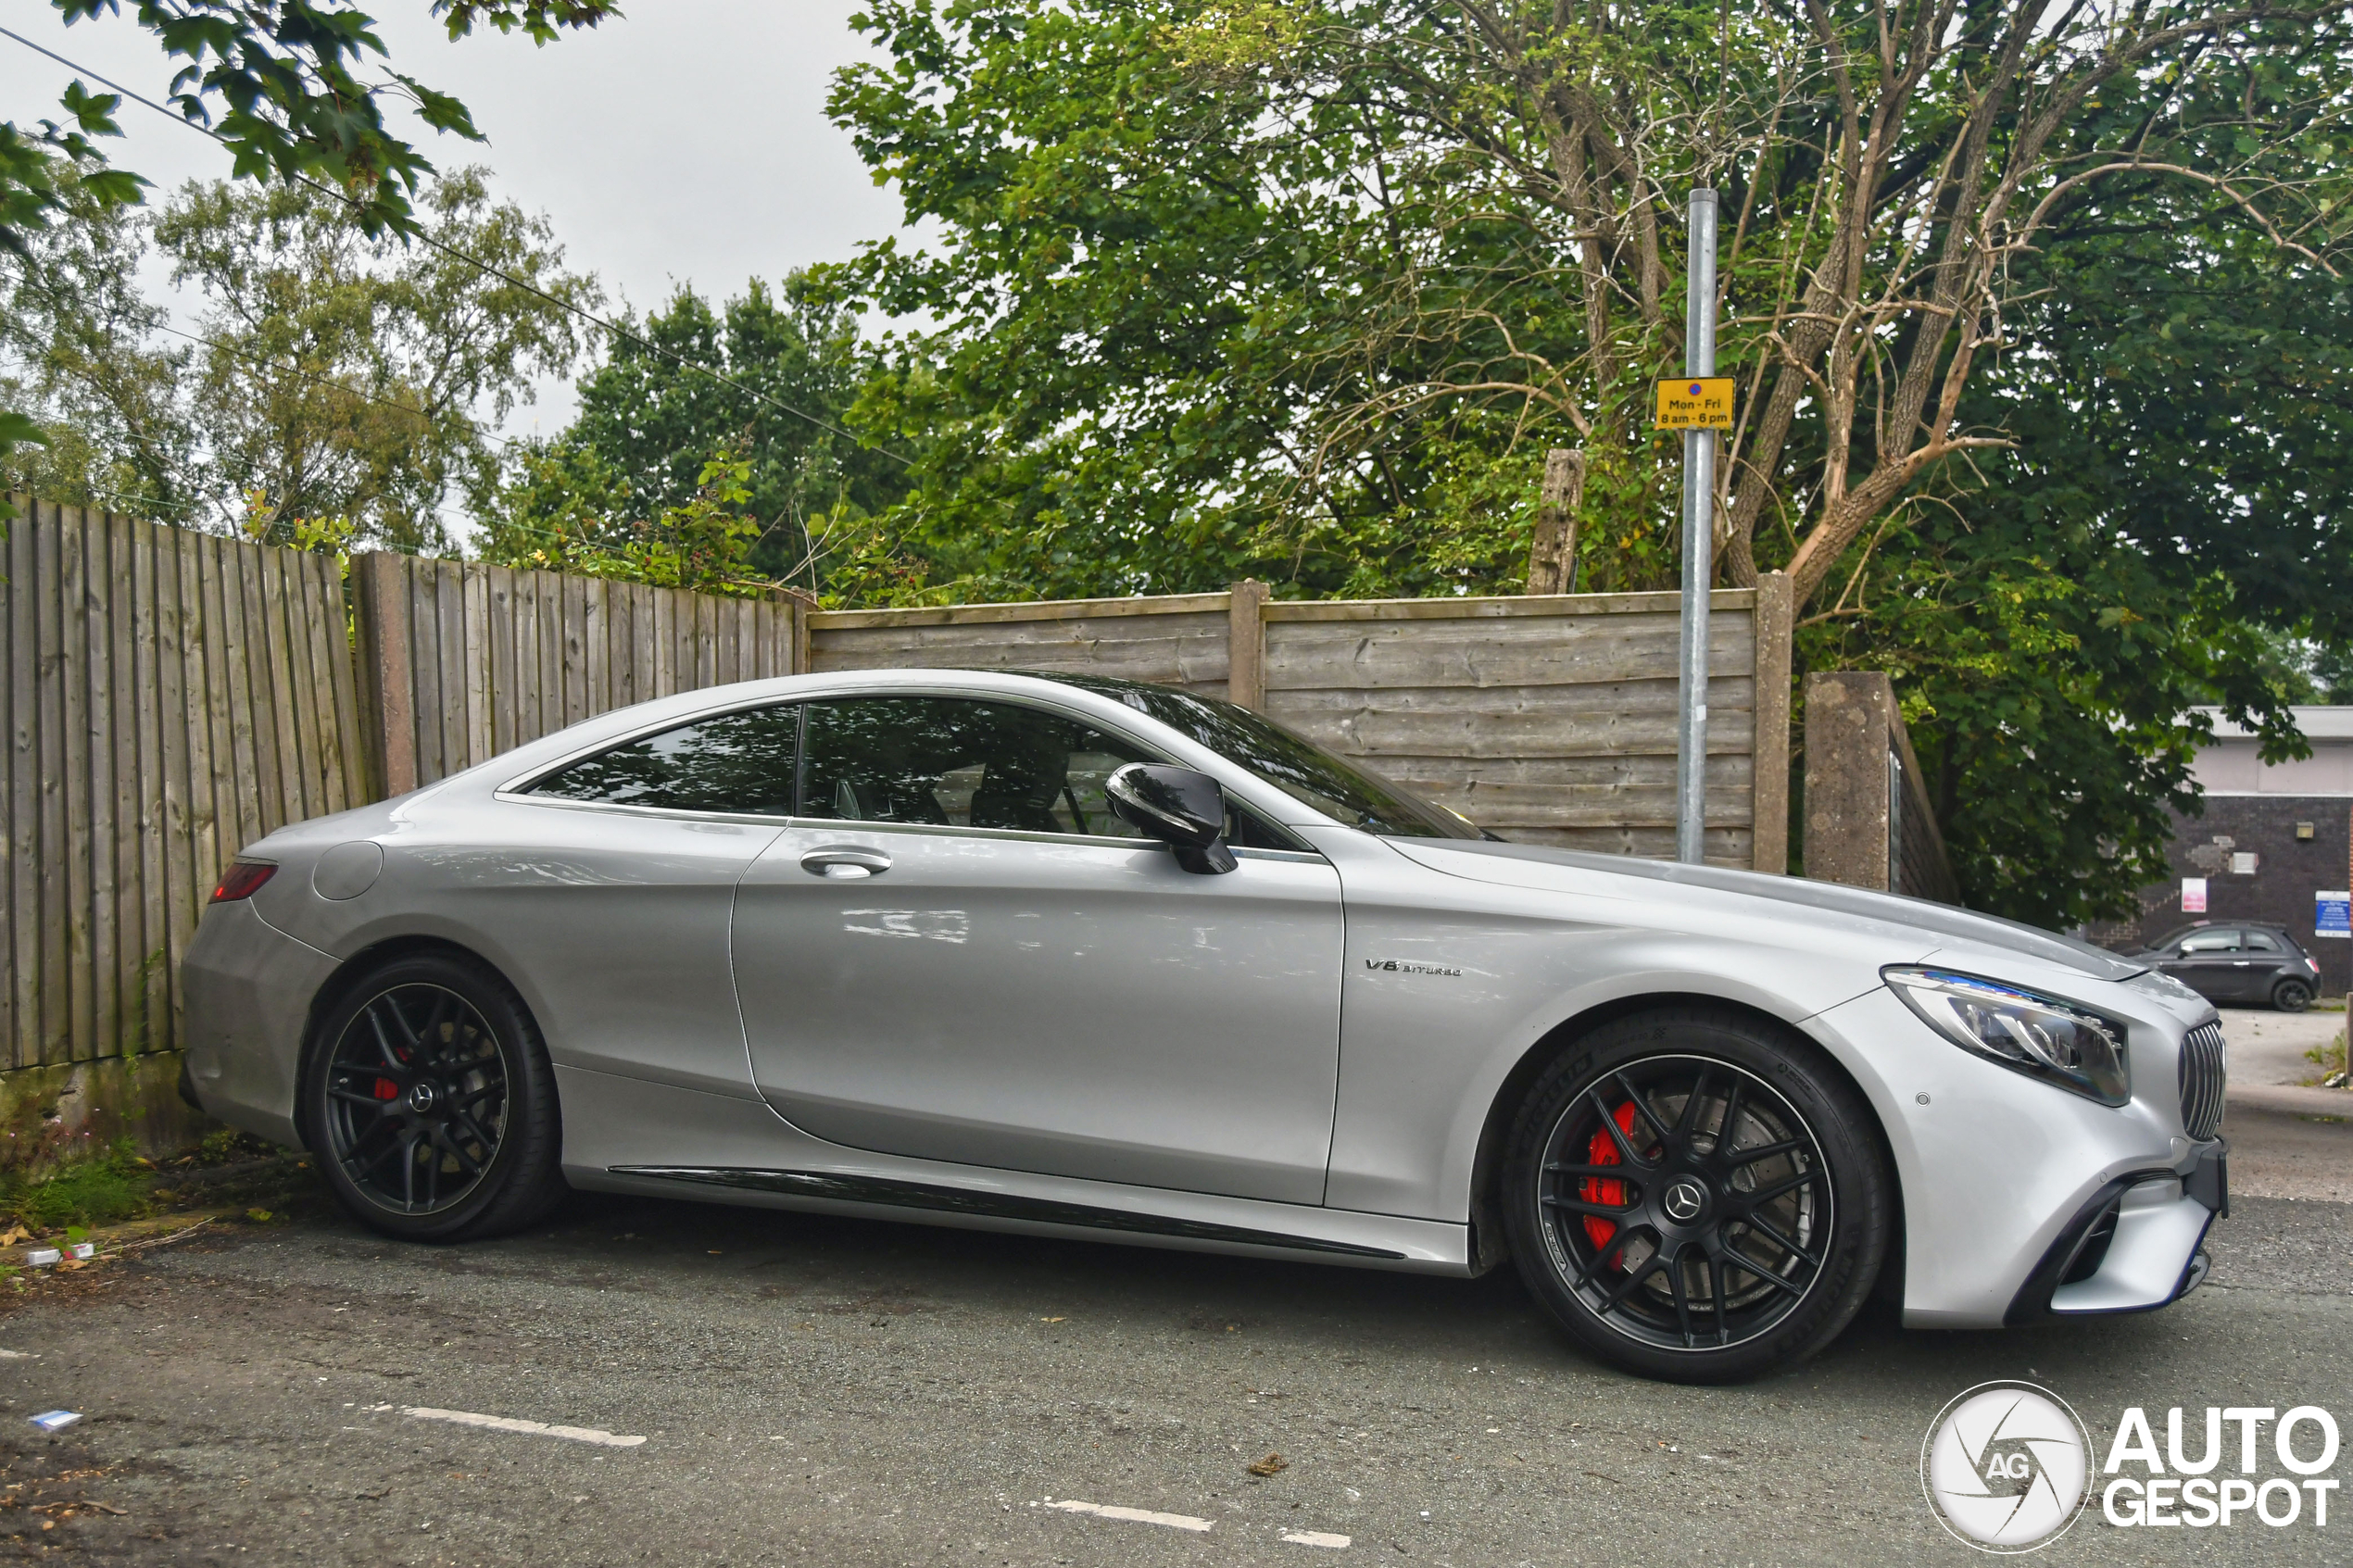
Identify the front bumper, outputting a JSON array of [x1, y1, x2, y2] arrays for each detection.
[[1807, 985, 2221, 1329], [2006, 1143, 2224, 1323]]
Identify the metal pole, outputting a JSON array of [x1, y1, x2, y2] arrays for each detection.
[[1675, 188, 1719, 865]]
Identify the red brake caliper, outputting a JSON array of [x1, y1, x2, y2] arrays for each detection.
[[372, 1077, 400, 1101], [1578, 1101, 1641, 1253]]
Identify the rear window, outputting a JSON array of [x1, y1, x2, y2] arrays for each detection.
[[529, 704, 799, 814]]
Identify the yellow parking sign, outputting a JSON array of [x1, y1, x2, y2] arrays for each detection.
[[1655, 377, 1735, 429]]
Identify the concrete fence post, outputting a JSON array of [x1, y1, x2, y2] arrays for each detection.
[[1804, 671, 1899, 891], [1750, 571, 1794, 875], [1803, 669, 1959, 901]]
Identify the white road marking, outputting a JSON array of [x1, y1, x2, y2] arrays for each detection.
[[402, 1407, 646, 1448], [1045, 1499, 1213, 1533], [1282, 1530, 1351, 1549]]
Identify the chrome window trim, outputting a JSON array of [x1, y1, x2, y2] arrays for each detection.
[[497, 683, 1172, 798], [486, 792, 1326, 863], [487, 676, 1352, 841]]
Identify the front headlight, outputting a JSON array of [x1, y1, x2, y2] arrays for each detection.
[[1882, 966, 2131, 1106]]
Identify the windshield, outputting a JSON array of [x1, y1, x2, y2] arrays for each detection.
[[1028, 672, 1481, 840]]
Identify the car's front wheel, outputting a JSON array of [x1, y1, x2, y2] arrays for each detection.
[[1501, 1007, 1892, 1384], [2272, 978, 2314, 1013], [302, 951, 567, 1241]]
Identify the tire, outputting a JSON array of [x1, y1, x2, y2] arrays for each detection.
[[1500, 1006, 1892, 1384], [301, 951, 567, 1242], [2272, 978, 2313, 1013]]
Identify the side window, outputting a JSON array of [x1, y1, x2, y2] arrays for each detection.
[[2178, 932, 2241, 955], [1227, 803, 1301, 851], [529, 705, 800, 815], [798, 696, 1157, 835], [2242, 931, 2281, 952]]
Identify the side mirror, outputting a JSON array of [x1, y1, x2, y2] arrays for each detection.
[[1105, 763, 1237, 874]]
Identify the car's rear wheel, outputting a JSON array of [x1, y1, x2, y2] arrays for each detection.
[[2272, 978, 2313, 1013], [1501, 1007, 1892, 1384], [302, 952, 566, 1241]]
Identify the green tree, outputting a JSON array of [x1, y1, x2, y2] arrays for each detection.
[[477, 276, 910, 596], [11, 2, 620, 236], [1795, 54, 2353, 926], [0, 1, 619, 513], [817, 0, 2353, 925], [148, 169, 599, 549], [1, 176, 200, 518], [824, 0, 2353, 608], [4, 169, 598, 546]]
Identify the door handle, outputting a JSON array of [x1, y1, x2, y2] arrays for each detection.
[[800, 846, 892, 880]]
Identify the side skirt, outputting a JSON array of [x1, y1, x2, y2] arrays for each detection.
[[610, 1166, 1406, 1260]]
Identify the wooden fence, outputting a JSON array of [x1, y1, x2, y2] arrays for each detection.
[[809, 578, 1794, 870], [2, 499, 368, 1073], [3, 498, 1800, 1093], [354, 555, 799, 793], [371, 568, 1796, 867]]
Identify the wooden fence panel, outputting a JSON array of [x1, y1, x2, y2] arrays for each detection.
[[1261, 591, 1762, 866], [352, 557, 802, 789], [806, 579, 1795, 872], [0, 499, 366, 1070], [807, 595, 1236, 696]]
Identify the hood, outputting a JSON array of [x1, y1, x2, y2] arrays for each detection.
[[1390, 838, 2146, 984]]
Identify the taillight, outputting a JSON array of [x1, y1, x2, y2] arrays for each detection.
[[210, 861, 277, 903]]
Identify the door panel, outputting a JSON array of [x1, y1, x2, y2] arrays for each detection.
[[2169, 933, 2246, 1003], [734, 825, 1345, 1203]]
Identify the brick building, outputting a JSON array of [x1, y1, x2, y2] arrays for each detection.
[[2089, 707, 2353, 995]]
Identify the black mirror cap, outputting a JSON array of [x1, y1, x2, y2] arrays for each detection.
[[1106, 763, 1237, 873]]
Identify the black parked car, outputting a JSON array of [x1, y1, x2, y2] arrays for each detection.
[[2138, 922, 2323, 1011]]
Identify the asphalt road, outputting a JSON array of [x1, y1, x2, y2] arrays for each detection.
[[0, 1015, 2346, 1567]]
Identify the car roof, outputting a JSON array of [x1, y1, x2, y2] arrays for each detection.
[[2155, 921, 2300, 942]]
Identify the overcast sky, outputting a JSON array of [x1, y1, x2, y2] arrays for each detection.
[[0, 1, 909, 441]]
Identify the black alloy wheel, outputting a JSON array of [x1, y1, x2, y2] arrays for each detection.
[[324, 983, 507, 1213], [304, 952, 566, 1241], [1503, 1008, 1891, 1384], [2272, 978, 2313, 1013]]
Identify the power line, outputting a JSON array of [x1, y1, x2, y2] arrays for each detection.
[[0, 23, 911, 467]]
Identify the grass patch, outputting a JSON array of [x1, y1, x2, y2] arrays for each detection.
[[2304, 1029, 2350, 1086], [0, 1129, 322, 1237], [0, 1139, 156, 1231]]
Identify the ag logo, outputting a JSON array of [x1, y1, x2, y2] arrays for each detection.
[[1921, 1382, 2093, 1552]]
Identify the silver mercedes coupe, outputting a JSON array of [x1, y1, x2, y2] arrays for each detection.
[[182, 669, 2228, 1382]]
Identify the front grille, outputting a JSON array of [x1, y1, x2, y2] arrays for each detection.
[[2178, 1022, 2227, 1141]]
